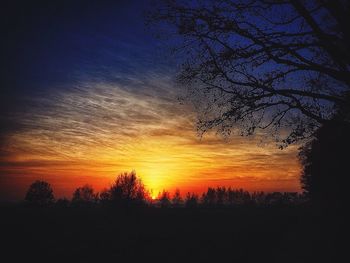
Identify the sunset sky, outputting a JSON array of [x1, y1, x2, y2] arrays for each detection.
[[0, 1, 301, 201]]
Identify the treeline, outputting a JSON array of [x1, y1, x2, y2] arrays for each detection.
[[156, 188, 305, 208], [24, 171, 307, 208]]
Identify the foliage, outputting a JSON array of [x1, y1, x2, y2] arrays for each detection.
[[299, 119, 350, 207], [72, 184, 99, 205], [25, 180, 55, 205], [55, 198, 70, 208], [109, 170, 148, 205], [185, 192, 199, 208], [159, 190, 171, 208], [172, 188, 183, 207], [99, 188, 112, 204], [23, 173, 307, 208]]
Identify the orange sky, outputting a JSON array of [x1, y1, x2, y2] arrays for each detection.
[[0, 79, 301, 201]]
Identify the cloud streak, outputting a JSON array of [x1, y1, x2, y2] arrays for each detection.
[[0, 68, 301, 200]]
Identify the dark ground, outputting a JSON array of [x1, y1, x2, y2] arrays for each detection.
[[1, 205, 345, 262]]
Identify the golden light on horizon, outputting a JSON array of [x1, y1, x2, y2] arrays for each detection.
[[0, 81, 301, 200]]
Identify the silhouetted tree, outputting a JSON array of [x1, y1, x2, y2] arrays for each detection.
[[25, 180, 54, 205], [172, 188, 183, 207], [185, 192, 199, 208], [55, 198, 70, 208], [299, 117, 350, 207], [72, 185, 98, 205], [239, 189, 251, 205], [251, 191, 266, 206], [281, 192, 303, 205], [216, 186, 227, 206], [99, 188, 112, 205], [109, 171, 147, 206], [149, 0, 350, 146], [159, 190, 171, 208], [201, 187, 216, 207], [265, 192, 285, 206]]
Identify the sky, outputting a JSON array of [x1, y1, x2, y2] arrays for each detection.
[[0, 1, 301, 201]]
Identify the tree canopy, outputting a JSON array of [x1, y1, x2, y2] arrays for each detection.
[[149, 0, 350, 146], [25, 180, 55, 205], [299, 117, 350, 207], [72, 184, 98, 204], [109, 171, 148, 205]]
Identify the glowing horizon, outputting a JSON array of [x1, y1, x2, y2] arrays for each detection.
[[0, 1, 302, 202], [0, 79, 301, 201]]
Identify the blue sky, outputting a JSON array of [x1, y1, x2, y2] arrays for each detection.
[[0, 1, 301, 201], [1, 0, 174, 140]]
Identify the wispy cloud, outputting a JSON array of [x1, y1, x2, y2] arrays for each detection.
[[0, 60, 301, 200]]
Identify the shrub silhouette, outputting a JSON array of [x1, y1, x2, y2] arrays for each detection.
[[25, 180, 54, 205]]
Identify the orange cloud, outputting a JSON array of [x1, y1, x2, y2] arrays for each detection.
[[0, 79, 301, 200]]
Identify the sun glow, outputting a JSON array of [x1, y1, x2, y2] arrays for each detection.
[[0, 82, 301, 200]]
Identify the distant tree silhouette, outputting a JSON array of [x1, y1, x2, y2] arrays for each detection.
[[185, 192, 199, 208], [172, 188, 183, 207], [55, 198, 70, 208], [109, 171, 147, 206], [233, 189, 251, 205], [201, 187, 216, 207], [99, 188, 111, 204], [201, 187, 254, 206], [265, 192, 284, 206], [72, 185, 98, 205], [299, 118, 350, 207], [216, 187, 227, 206], [22, 178, 306, 208], [251, 191, 266, 206], [159, 190, 171, 208], [227, 188, 236, 206], [149, 0, 350, 146], [25, 180, 54, 205]]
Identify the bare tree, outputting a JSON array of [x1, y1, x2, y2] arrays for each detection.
[[149, 0, 350, 146]]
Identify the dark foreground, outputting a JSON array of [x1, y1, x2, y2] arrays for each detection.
[[1, 205, 344, 262]]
